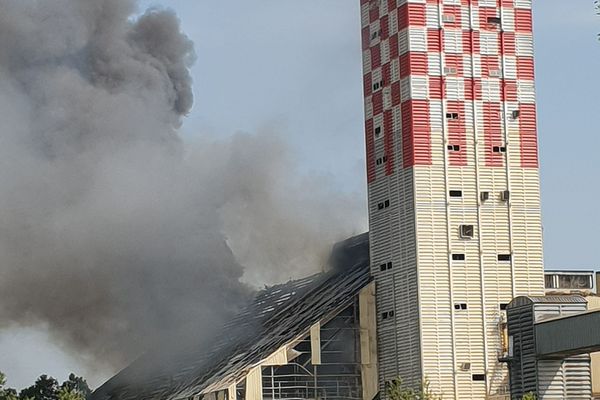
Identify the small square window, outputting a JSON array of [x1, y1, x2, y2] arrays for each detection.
[[449, 190, 463, 198], [447, 144, 460, 152], [472, 374, 486, 382], [493, 146, 507, 153], [500, 303, 508, 311], [382, 311, 394, 320], [459, 225, 474, 239], [446, 112, 459, 120], [511, 110, 521, 119], [452, 254, 466, 261], [384, 200, 390, 207], [454, 303, 467, 310], [377, 202, 384, 210], [498, 254, 512, 262], [382, 155, 388, 162], [480, 191, 490, 202], [373, 82, 380, 91]]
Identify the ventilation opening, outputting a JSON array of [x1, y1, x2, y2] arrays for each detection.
[[449, 190, 463, 198], [447, 144, 460, 151], [501, 190, 510, 201], [493, 146, 507, 153], [444, 66, 457, 75], [377, 200, 390, 210], [382, 311, 395, 320], [454, 303, 468, 310], [498, 254, 512, 262], [446, 112, 459, 120], [442, 14, 456, 23], [374, 126, 382, 139], [380, 262, 393, 272], [500, 303, 509, 311], [472, 374, 486, 382], [487, 17, 501, 25], [459, 225, 474, 239], [511, 110, 521, 119], [480, 191, 490, 202], [452, 254, 466, 261]]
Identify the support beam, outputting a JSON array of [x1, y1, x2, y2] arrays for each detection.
[[536, 309, 600, 358], [246, 366, 263, 400], [359, 282, 378, 400], [310, 322, 321, 365], [227, 383, 237, 400]]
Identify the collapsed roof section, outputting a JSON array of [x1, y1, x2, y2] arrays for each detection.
[[93, 233, 372, 400]]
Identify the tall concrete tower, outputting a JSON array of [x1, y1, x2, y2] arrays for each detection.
[[360, 0, 545, 398]]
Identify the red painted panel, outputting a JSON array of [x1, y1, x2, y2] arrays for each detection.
[[387, 0, 397, 12], [372, 91, 384, 116], [481, 56, 500, 77], [382, 63, 392, 85], [483, 102, 504, 167], [389, 34, 399, 59], [520, 104, 539, 168], [371, 45, 381, 70], [364, 73, 372, 97], [362, 26, 371, 51], [427, 29, 442, 53], [514, 9, 533, 33], [465, 79, 482, 101], [391, 81, 401, 106], [502, 80, 517, 102], [517, 57, 535, 80], [429, 77, 443, 100], [400, 52, 428, 78], [443, 5, 462, 27], [446, 100, 467, 166], [463, 30, 480, 54], [402, 100, 432, 167], [384, 110, 395, 175], [381, 15, 390, 39], [479, 7, 501, 30], [502, 32, 516, 55], [370, 6, 379, 24], [365, 118, 376, 183], [398, 3, 426, 30], [445, 54, 464, 76]]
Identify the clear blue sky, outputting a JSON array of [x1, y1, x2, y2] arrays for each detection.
[[2, 0, 598, 390]]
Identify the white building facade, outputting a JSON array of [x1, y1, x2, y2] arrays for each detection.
[[360, 0, 545, 398]]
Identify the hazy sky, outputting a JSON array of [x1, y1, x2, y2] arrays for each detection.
[[1, 0, 598, 391]]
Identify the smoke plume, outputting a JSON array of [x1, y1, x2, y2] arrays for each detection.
[[0, 0, 365, 376]]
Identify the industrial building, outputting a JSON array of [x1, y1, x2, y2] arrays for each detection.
[[93, 1, 600, 399]]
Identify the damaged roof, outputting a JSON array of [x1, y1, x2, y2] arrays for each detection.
[[93, 232, 370, 400]]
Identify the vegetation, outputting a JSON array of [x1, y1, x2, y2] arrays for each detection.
[[385, 377, 442, 400], [522, 393, 536, 400], [0, 373, 90, 400]]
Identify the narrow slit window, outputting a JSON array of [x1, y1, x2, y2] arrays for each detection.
[[374, 126, 382, 139], [472, 374, 486, 382], [452, 254, 466, 261], [449, 190, 463, 198], [487, 17, 501, 25], [498, 254, 512, 262]]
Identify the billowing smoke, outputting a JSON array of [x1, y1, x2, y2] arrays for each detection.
[[0, 0, 365, 377]]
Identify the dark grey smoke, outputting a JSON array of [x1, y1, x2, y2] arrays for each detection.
[[0, 0, 365, 377]]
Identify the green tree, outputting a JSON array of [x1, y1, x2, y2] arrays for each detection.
[[59, 375, 90, 400], [18, 375, 59, 400], [522, 393, 536, 400], [385, 377, 442, 400], [0, 372, 19, 400]]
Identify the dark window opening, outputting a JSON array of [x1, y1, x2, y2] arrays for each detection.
[[472, 374, 486, 382], [460, 225, 474, 239], [487, 17, 502, 24], [377, 200, 390, 210], [480, 191, 490, 202], [382, 311, 395, 320], [454, 303, 468, 310], [446, 112, 460, 120], [452, 254, 466, 261], [374, 126, 382, 136], [511, 110, 520, 119], [447, 144, 461, 151], [498, 254, 512, 262], [493, 146, 507, 153], [500, 303, 508, 311], [380, 262, 393, 271], [449, 190, 463, 198]]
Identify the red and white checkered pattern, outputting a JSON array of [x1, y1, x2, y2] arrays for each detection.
[[362, 0, 538, 181]]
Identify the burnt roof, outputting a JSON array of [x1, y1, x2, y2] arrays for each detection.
[[93, 233, 371, 400]]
